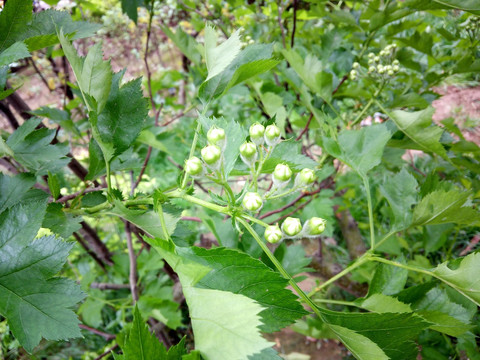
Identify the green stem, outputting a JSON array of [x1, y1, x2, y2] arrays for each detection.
[[308, 254, 370, 296], [372, 230, 396, 251], [351, 98, 374, 126], [157, 202, 172, 242], [241, 213, 270, 228], [181, 121, 203, 189], [237, 218, 324, 319], [105, 160, 112, 194], [362, 176, 375, 249], [369, 257, 434, 277], [167, 189, 229, 214], [265, 187, 299, 201], [314, 298, 361, 308]]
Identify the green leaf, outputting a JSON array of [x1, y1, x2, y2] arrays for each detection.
[[0, 235, 85, 353], [161, 25, 202, 65], [0, 173, 36, 213], [223, 58, 280, 94], [412, 189, 480, 227], [379, 169, 418, 230], [115, 306, 187, 359], [262, 140, 317, 173], [92, 72, 148, 162], [319, 308, 429, 360], [433, 0, 480, 11], [368, 258, 408, 296], [417, 310, 471, 337], [47, 171, 60, 200], [0, 41, 30, 67], [108, 200, 179, 238], [121, 0, 142, 23], [329, 324, 389, 360], [86, 139, 105, 181], [6, 118, 70, 175], [361, 294, 412, 313], [42, 203, 82, 239], [389, 107, 449, 161], [137, 296, 182, 330], [432, 253, 480, 307], [204, 24, 242, 81], [322, 124, 392, 176], [0, 0, 32, 52]]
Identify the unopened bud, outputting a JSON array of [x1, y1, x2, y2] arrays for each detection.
[[207, 126, 226, 149], [201, 144, 222, 168], [265, 124, 281, 146], [273, 163, 292, 182], [352, 62, 360, 69], [184, 157, 203, 177], [304, 217, 326, 236], [240, 141, 257, 166], [295, 168, 316, 187], [249, 123, 265, 145], [282, 217, 302, 237], [265, 224, 283, 243], [242, 192, 263, 211]]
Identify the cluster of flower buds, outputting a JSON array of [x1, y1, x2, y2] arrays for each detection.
[[184, 126, 226, 176], [264, 217, 327, 243], [465, 16, 480, 34], [349, 44, 400, 81], [240, 123, 281, 168]]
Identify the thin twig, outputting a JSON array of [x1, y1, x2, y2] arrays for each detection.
[[181, 216, 202, 222], [296, 113, 313, 140], [28, 58, 51, 91], [79, 324, 116, 340], [290, 0, 298, 48], [460, 235, 480, 256], [73, 232, 107, 271], [125, 222, 139, 302], [90, 283, 131, 290], [94, 344, 119, 360], [260, 187, 321, 220], [57, 186, 105, 203]]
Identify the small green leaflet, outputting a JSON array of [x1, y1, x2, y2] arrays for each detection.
[[389, 107, 449, 161], [432, 253, 480, 307], [412, 189, 480, 227], [322, 124, 392, 176], [0, 41, 30, 67], [329, 325, 388, 360], [379, 169, 418, 230], [114, 306, 187, 359], [204, 24, 242, 81]]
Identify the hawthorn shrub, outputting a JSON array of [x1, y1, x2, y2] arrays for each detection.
[[0, 0, 480, 359]]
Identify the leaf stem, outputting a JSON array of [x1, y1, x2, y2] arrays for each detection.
[[362, 176, 375, 249], [181, 121, 203, 189]]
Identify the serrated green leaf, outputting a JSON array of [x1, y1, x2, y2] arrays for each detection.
[[389, 107, 449, 161], [262, 140, 317, 173], [0, 235, 85, 353], [319, 308, 429, 360], [116, 306, 187, 359], [417, 310, 471, 337], [204, 24, 241, 81], [379, 169, 418, 230], [329, 324, 389, 360], [0, 0, 32, 52], [368, 258, 408, 296], [223, 58, 280, 94], [412, 189, 480, 226], [6, 118, 70, 175], [107, 200, 178, 238], [0, 173, 36, 213], [93, 72, 148, 162], [42, 203, 82, 238], [433, 0, 480, 11], [361, 293, 412, 313], [0, 41, 30, 67], [85, 138, 105, 181], [322, 124, 392, 176], [121, 0, 142, 23], [161, 25, 202, 65], [47, 171, 60, 200], [432, 253, 480, 307]]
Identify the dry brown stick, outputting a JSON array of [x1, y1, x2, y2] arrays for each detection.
[[296, 112, 313, 141], [28, 58, 51, 92], [73, 232, 107, 271], [259, 187, 321, 220], [290, 0, 298, 48], [81, 222, 113, 265], [181, 216, 202, 222], [79, 324, 116, 340], [57, 186, 106, 203], [125, 221, 139, 303], [90, 283, 131, 290], [460, 234, 480, 256]]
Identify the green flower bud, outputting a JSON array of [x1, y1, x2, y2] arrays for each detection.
[[240, 142, 257, 166], [242, 192, 263, 211], [295, 168, 316, 187], [249, 123, 265, 145], [368, 52, 375, 58], [377, 65, 385, 74], [264, 224, 283, 244], [368, 66, 376, 73], [392, 65, 400, 72], [374, 56, 380, 63], [184, 156, 203, 176], [387, 69, 394, 76], [304, 217, 327, 236], [273, 163, 292, 182], [368, 58, 375, 65], [265, 124, 281, 146], [281, 217, 302, 237], [207, 126, 226, 148], [352, 62, 360, 69], [393, 59, 400, 66], [201, 144, 222, 168]]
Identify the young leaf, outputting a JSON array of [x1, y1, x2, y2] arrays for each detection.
[[361, 294, 412, 313], [389, 107, 449, 161], [322, 124, 392, 176], [379, 169, 418, 230], [115, 306, 186, 359], [204, 24, 241, 81], [0, 235, 85, 353], [0, 173, 36, 213], [161, 25, 202, 65], [0, 0, 32, 52], [92, 72, 148, 162], [368, 258, 408, 296], [42, 203, 82, 239], [432, 253, 480, 307], [412, 189, 480, 227], [0, 41, 30, 67]]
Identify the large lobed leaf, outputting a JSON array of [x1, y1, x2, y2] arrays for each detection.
[[322, 124, 392, 176], [150, 241, 307, 359]]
